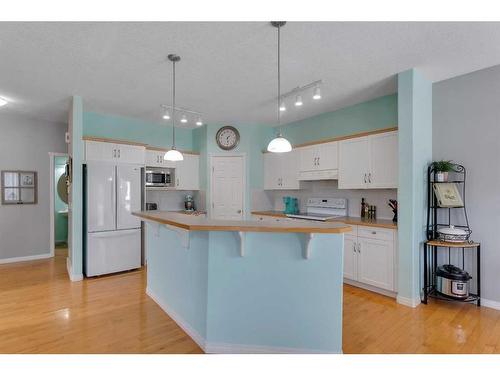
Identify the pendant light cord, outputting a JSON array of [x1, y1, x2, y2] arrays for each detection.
[[172, 60, 176, 149], [277, 24, 281, 133]]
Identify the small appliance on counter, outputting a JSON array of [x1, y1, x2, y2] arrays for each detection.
[[145, 202, 158, 211], [184, 194, 195, 212], [436, 264, 472, 300], [286, 197, 347, 221], [283, 196, 298, 215]]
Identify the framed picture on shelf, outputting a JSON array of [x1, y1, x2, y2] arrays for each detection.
[[433, 182, 464, 207]]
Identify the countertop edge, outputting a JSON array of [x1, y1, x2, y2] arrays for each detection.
[[251, 211, 398, 230], [133, 212, 352, 234]]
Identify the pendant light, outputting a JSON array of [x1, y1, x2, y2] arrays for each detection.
[[267, 21, 292, 153], [164, 54, 184, 162]]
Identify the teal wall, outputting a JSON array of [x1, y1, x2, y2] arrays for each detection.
[[278, 94, 397, 145], [54, 156, 68, 244], [70, 96, 84, 277], [83, 111, 194, 151], [397, 69, 432, 305], [147, 223, 344, 353]]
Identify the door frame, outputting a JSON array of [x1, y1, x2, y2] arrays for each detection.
[[208, 153, 247, 219], [49, 152, 68, 257]]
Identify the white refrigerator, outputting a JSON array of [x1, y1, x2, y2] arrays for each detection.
[[85, 163, 142, 277]]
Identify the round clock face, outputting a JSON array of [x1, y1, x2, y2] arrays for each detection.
[[216, 126, 240, 150]]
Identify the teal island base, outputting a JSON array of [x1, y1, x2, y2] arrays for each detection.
[[144, 221, 345, 353]]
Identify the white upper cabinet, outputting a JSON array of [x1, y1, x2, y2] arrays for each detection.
[[263, 150, 300, 190], [338, 130, 398, 189], [175, 154, 200, 190], [85, 140, 145, 165], [338, 137, 370, 189], [146, 149, 176, 168], [298, 142, 338, 180], [369, 131, 398, 188]]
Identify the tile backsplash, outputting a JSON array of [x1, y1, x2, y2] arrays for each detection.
[[252, 180, 397, 220]]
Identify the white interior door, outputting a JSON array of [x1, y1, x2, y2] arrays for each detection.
[[211, 155, 244, 220], [87, 163, 116, 232], [116, 165, 142, 230]]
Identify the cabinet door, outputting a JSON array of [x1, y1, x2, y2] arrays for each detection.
[[116, 144, 145, 165], [176, 154, 199, 190], [343, 235, 358, 281], [146, 150, 160, 167], [263, 153, 280, 190], [338, 137, 369, 189], [316, 142, 338, 171], [368, 131, 398, 188], [280, 150, 300, 189], [357, 237, 394, 291], [85, 141, 114, 162], [116, 165, 142, 230], [299, 146, 316, 172]]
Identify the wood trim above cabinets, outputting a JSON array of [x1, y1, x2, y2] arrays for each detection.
[[261, 126, 398, 153], [82, 136, 147, 147], [146, 146, 200, 156]]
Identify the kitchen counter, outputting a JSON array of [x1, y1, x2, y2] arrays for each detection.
[[135, 210, 346, 353], [133, 211, 352, 233], [251, 210, 397, 230]]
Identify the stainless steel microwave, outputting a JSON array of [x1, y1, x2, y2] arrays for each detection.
[[145, 167, 174, 188]]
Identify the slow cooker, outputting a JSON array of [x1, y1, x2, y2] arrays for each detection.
[[436, 264, 472, 299]]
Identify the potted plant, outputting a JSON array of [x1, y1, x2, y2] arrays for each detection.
[[432, 160, 454, 182]]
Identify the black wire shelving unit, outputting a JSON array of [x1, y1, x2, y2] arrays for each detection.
[[423, 163, 481, 306]]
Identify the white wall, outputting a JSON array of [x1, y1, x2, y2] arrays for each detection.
[[0, 111, 67, 261], [256, 180, 397, 220], [433, 64, 500, 305]]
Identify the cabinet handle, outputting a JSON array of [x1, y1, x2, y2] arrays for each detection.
[[118, 149, 120, 158], [358, 243, 361, 253], [318, 157, 320, 166], [371, 231, 377, 235], [353, 243, 357, 253], [113, 149, 116, 158], [368, 173, 371, 183], [364, 173, 367, 183]]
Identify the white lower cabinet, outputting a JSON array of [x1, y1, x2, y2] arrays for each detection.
[[343, 225, 397, 293]]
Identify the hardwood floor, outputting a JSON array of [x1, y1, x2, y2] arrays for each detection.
[[0, 249, 203, 354], [2, 250, 500, 353], [343, 284, 500, 353]]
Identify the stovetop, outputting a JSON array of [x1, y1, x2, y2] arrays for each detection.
[[285, 197, 347, 221]]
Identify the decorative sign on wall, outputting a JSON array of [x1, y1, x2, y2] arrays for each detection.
[[1, 170, 38, 205]]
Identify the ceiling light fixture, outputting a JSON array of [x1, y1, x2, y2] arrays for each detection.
[[294, 94, 303, 106], [0, 97, 8, 107], [267, 21, 292, 154], [196, 117, 203, 126], [164, 54, 184, 162], [313, 86, 321, 100], [162, 108, 170, 120], [180, 114, 188, 123], [279, 100, 286, 112]]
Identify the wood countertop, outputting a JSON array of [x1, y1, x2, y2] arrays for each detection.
[[251, 211, 397, 230], [133, 211, 352, 234]]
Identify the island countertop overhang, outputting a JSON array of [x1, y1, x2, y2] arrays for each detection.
[[133, 211, 352, 234]]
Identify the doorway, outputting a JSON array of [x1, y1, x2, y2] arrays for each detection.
[[49, 153, 69, 257], [210, 154, 245, 220]]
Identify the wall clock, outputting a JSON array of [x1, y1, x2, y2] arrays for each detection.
[[216, 126, 240, 151]]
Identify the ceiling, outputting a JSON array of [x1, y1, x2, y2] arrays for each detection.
[[1, 22, 500, 126]]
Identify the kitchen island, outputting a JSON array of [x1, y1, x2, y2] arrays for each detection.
[[133, 211, 351, 353]]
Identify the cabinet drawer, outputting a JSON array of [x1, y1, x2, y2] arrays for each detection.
[[357, 226, 393, 241]]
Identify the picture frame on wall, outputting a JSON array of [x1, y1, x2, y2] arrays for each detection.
[[1, 170, 38, 205]]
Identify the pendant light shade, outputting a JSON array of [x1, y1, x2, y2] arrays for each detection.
[[267, 21, 292, 154], [267, 134, 292, 153], [164, 148, 184, 161], [313, 86, 321, 100], [164, 54, 183, 162]]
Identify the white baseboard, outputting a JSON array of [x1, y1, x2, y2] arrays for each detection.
[[481, 298, 500, 311], [146, 286, 342, 354], [396, 295, 421, 308], [66, 257, 83, 282], [0, 252, 52, 264], [205, 342, 341, 354], [146, 287, 206, 350], [344, 279, 397, 299]]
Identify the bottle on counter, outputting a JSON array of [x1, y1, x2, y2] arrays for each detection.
[[361, 198, 366, 218]]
